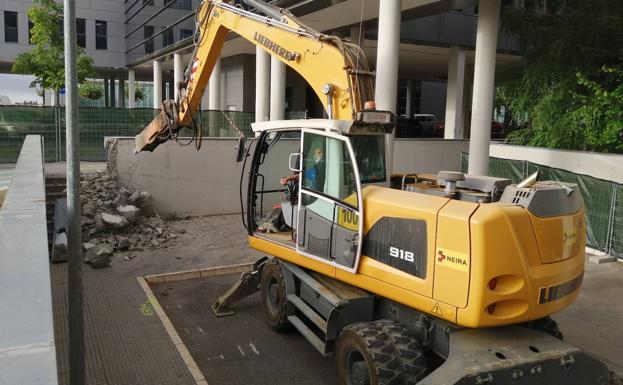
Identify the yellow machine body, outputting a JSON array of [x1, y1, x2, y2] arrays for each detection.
[[132, 0, 587, 331], [250, 185, 586, 328]]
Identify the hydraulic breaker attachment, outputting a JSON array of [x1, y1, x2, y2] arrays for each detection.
[[211, 257, 268, 317], [134, 100, 179, 153], [420, 326, 610, 385]]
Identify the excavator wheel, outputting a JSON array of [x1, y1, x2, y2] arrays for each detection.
[[335, 320, 427, 385], [259, 259, 291, 331], [520, 316, 564, 340], [375, 320, 428, 384]]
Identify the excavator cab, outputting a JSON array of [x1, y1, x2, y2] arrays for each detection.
[[245, 119, 391, 274]]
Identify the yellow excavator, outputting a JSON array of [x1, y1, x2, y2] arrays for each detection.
[[135, 1, 611, 384]]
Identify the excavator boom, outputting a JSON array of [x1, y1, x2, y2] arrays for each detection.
[[134, 0, 375, 153]]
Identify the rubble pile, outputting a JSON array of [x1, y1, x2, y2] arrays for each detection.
[[80, 171, 184, 267]]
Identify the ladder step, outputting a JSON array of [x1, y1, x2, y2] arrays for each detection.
[[287, 294, 328, 333], [287, 315, 327, 356]]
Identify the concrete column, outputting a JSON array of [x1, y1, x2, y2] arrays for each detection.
[[128, 69, 136, 108], [374, 0, 401, 177], [103, 79, 109, 107], [255, 47, 270, 122], [109, 75, 116, 108], [201, 90, 209, 110], [173, 53, 183, 103], [51, 90, 58, 106], [468, 0, 501, 175], [153, 60, 162, 109], [350, 25, 363, 46], [444, 46, 466, 139], [405, 79, 413, 118], [270, 56, 286, 120], [208, 58, 221, 110], [208, 58, 221, 136], [117, 76, 125, 108]]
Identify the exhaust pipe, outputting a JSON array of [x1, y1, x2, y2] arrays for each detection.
[[517, 171, 539, 188]]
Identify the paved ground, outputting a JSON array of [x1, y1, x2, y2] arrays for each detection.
[[50, 173, 262, 385], [557, 258, 623, 375], [48, 184, 623, 385], [154, 275, 336, 385]]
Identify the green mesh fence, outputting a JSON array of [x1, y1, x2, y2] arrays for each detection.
[[461, 152, 623, 257], [0, 106, 263, 163]]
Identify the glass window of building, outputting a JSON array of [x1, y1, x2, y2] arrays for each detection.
[[162, 27, 174, 47], [171, 0, 192, 10], [4, 11, 18, 43], [95, 20, 107, 50], [179, 28, 193, 40], [144, 25, 154, 54], [76, 18, 86, 48], [28, 19, 34, 44]]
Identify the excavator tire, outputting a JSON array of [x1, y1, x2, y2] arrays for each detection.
[[520, 316, 564, 340], [259, 259, 291, 331], [335, 320, 427, 385], [375, 320, 428, 385]]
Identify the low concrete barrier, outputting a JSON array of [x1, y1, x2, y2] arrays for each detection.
[[0, 135, 58, 385], [109, 137, 469, 216], [490, 143, 623, 184]]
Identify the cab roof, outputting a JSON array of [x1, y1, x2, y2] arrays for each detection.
[[251, 119, 353, 134]]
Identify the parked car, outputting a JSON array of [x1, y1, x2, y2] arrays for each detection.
[[428, 120, 505, 138], [412, 114, 437, 134]]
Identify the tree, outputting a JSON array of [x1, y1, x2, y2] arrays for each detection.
[[498, 0, 623, 153], [79, 81, 104, 100], [125, 83, 146, 101], [11, 0, 94, 105]]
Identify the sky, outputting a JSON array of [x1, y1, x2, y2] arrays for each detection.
[[0, 74, 42, 104]]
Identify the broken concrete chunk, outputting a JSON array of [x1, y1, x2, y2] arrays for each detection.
[[101, 213, 129, 229], [117, 205, 140, 222], [117, 237, 130, 250], [83, 242, 96, 250], [53, 232, 68, 262], [95, 243, 114, 256], [128, 190, 152, 209]]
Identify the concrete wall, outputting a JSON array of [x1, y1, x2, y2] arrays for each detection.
[[111, 137, 469, 216], [394, 139, 469, 174], [490, 144, 623, 184], [0, 135, 57, 385]]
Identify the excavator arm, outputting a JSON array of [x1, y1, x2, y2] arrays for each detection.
[[135, 0, 376, 153]]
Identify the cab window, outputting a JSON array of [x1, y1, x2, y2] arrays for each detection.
[[351, 135, 386, 183], [302, 132, 358, 208]]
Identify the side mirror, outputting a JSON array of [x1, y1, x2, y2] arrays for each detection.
[[235, 136, 247, 163], [288, 153, 302, 172]]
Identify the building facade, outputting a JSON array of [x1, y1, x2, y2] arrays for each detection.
[[0, 0, 522, 138]]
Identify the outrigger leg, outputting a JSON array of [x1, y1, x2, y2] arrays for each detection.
[[211, 257, 269, 317]]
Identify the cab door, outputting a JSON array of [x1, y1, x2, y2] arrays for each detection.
[[295, 129, 363, 274]]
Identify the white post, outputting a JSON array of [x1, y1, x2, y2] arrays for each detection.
[[173, 53, 183, 102], [153, 60, 162, 109], [405, 79, 413, 118], [468, 0, 501, 175], [255, 47, 270, 122], [128, 69, 136, 108], [444, 46, 466, 139], [270, 56, 286, 120], [208, 58, 221, 136], [374, 0, 401, 177], [208, 58, 221, 110]]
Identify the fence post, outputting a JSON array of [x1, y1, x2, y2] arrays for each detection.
[[606, 185, 618, 255]]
